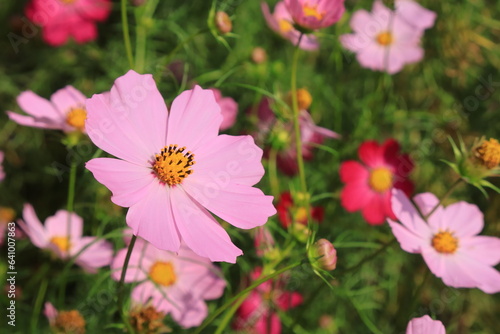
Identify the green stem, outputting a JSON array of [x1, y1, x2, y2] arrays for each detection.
[[134, 0, 160, 73], [424, 178, 462, 220], [193, 261, 303, 334], [117, 235, 137, 332], [121, 0, 134, 69], [268, 148, 280, 198], [342, 238, 396, 274], [31, 278, 48, 333]]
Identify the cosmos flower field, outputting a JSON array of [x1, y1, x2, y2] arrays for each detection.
[[0, 0, 499, 333]]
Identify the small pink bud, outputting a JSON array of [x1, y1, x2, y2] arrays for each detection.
[[311, 239, 337, 270], [215, 11, 232, 35], [251, 47, 267, 64]]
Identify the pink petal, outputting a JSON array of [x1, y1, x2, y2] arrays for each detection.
[[362, 194, 387, 225], [261, 2, 281, 33], [132, 281, 172, 311], [43, 22, 71, 46], [170, 188, 242, 263], [406, 315, 445, 334], [391, 189, 432, 238], [388, 220, 423, 253], [74, 237, 113, 273], [51, 86, 87, 115], [183, 181, 275, 230], [190, 135, 265, 187], [75, 0, 111, 21], [350, 9, 374, 33], [111, 242, 151, 283], [126, 182, 181, 253], [45, 210, 83, 240], [412, 192, 442, 217], [396, 0, 436, 30], [358, 140, 383, 167], [340, 182, 373, 212], [339, 160, 369, 183], [7, 112, 64, 130], [170, 295, 208, 328], [166, 86, 223, 153], [255, 311, 282, 334], [71, 20, 97, 44], [18, 204, 48, 248], [16, 91, 62, 120], [43, 302, 58, 325], [275, 291, 303, 311], [460, 236, 500, 266], [441, 202, 483, 238], [86, 158, 157, 207]]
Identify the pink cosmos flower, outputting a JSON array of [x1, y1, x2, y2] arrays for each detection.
[[388, 189, 500, 294], [234, 267, 303, 334], [209, 88, 238, 131], [111, 236, 226, 328], [0, 151, 4, 181], [18, 204, 113, 273], [26, 0, 111, 46], [284, 0, 345, 31], [339, 139, 414, 225], [406, 315, 446, 334], [85, 70, 276, 263], [261, 1, 319, 50], [396, 0, 436, 31], [340, 1, 429, 74], [7, 86, 88, 133]]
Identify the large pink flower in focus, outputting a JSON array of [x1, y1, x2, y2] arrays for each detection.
[[389, 189, 500, 294], [406, 315, 446, 334], [234, 268, 303, 334], [18, 204, 113, 273], [26, 0, 111, 46], [111, 236, 226, 328], [209, 88, 238, 131], [340, 1, 428, 74], [85, 70, 276, 263], [284, 0, 345, 31], [7, 86, 88, 133], [261, 1, 319, 50], [339, 139, 414, 225]]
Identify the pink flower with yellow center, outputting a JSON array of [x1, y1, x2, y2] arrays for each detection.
[[17, 204, 113, 273], [111, 236, 226, 328], [406, 315, 446, 334], [340, 1, 433, 74], [25, 0, 111, 46], [339, 139, 414, 225], [284, 0, 345, 31], [85, 70, 276, 263], [389, 190, 500, 294], [7, 86, 88, 133], [208, 88, 238, 131], [261, 1, 319, 50]]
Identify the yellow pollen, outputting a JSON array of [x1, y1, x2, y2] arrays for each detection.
[[66, 107, 87, 131], [152, 145, 195, 186], [368, 167, 393, 193], [149, 262, 176, 287], [294, 207, 308, 223], [475, 138, 500, 169], [50, 236, 71, 252], [432, 231, 459, 254], [279, 19, 293, 33], [0, 207, 15, 223], [54, 310, 86, 334], [376, 31, 393, 46], [303, 5, 324, 20], [59, 0, 77, 5]]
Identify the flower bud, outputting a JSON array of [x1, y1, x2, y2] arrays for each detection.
[[215, 11, 232, 35], [310, 239, 337, 271], [54, 310, 86, 334], [129, 304, 171, 334], [251, 47, 267, 64]]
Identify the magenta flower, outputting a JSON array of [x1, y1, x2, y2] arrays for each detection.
[[18, 204, 113, 273], [0, 151, 5, 181], [209, 88, 238, 131], [26, 0, 111, 46], [261, 1, 319, 50], [406, 315, 446, 334], [388, 189, 500, 294], [111, 237, 226, 328], [7, 86, 88, 133], [284, 0, 345, 30], [85, 70, 276, 263], [340, 1, 428, 74]]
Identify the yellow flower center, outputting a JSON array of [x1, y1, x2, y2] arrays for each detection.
[[376, 31, 393, 46], [432, 231, 459, 254], [50, 236, 71, 252], [279, 19, 293, 33], [475, 138, 500, 169], [152, 145, 195, 186], [149, 262, 176, 287], [54, 310, 86, 334], [368, 167, 393, 193], [66, 107, 87, 131], [294, 206, 308, 223], [295, 88, 313, 110], [303, 5, 324, 20]]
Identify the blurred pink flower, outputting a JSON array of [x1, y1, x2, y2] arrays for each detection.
[[0, 151, 4, 181], [44, 302, 58, 327], [340, 1, 430, 74], [25, 0, 111, 46], [406, 315, 446, 334], [85, 70, 276, 263], [284, 0, 345, 30], [18, 204, 113, 273], [396, 0, 436, 31], [7, 86, 88, 133], [234, 267, 303, 334], [261, 1, 319, 50], [209, 88, 238, 131], [111, 237, 226, 328], [389, 190, 500, 294]]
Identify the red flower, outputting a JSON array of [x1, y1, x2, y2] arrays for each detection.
[[276, 192, 324, 228], [339, 139, 414, 225]]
